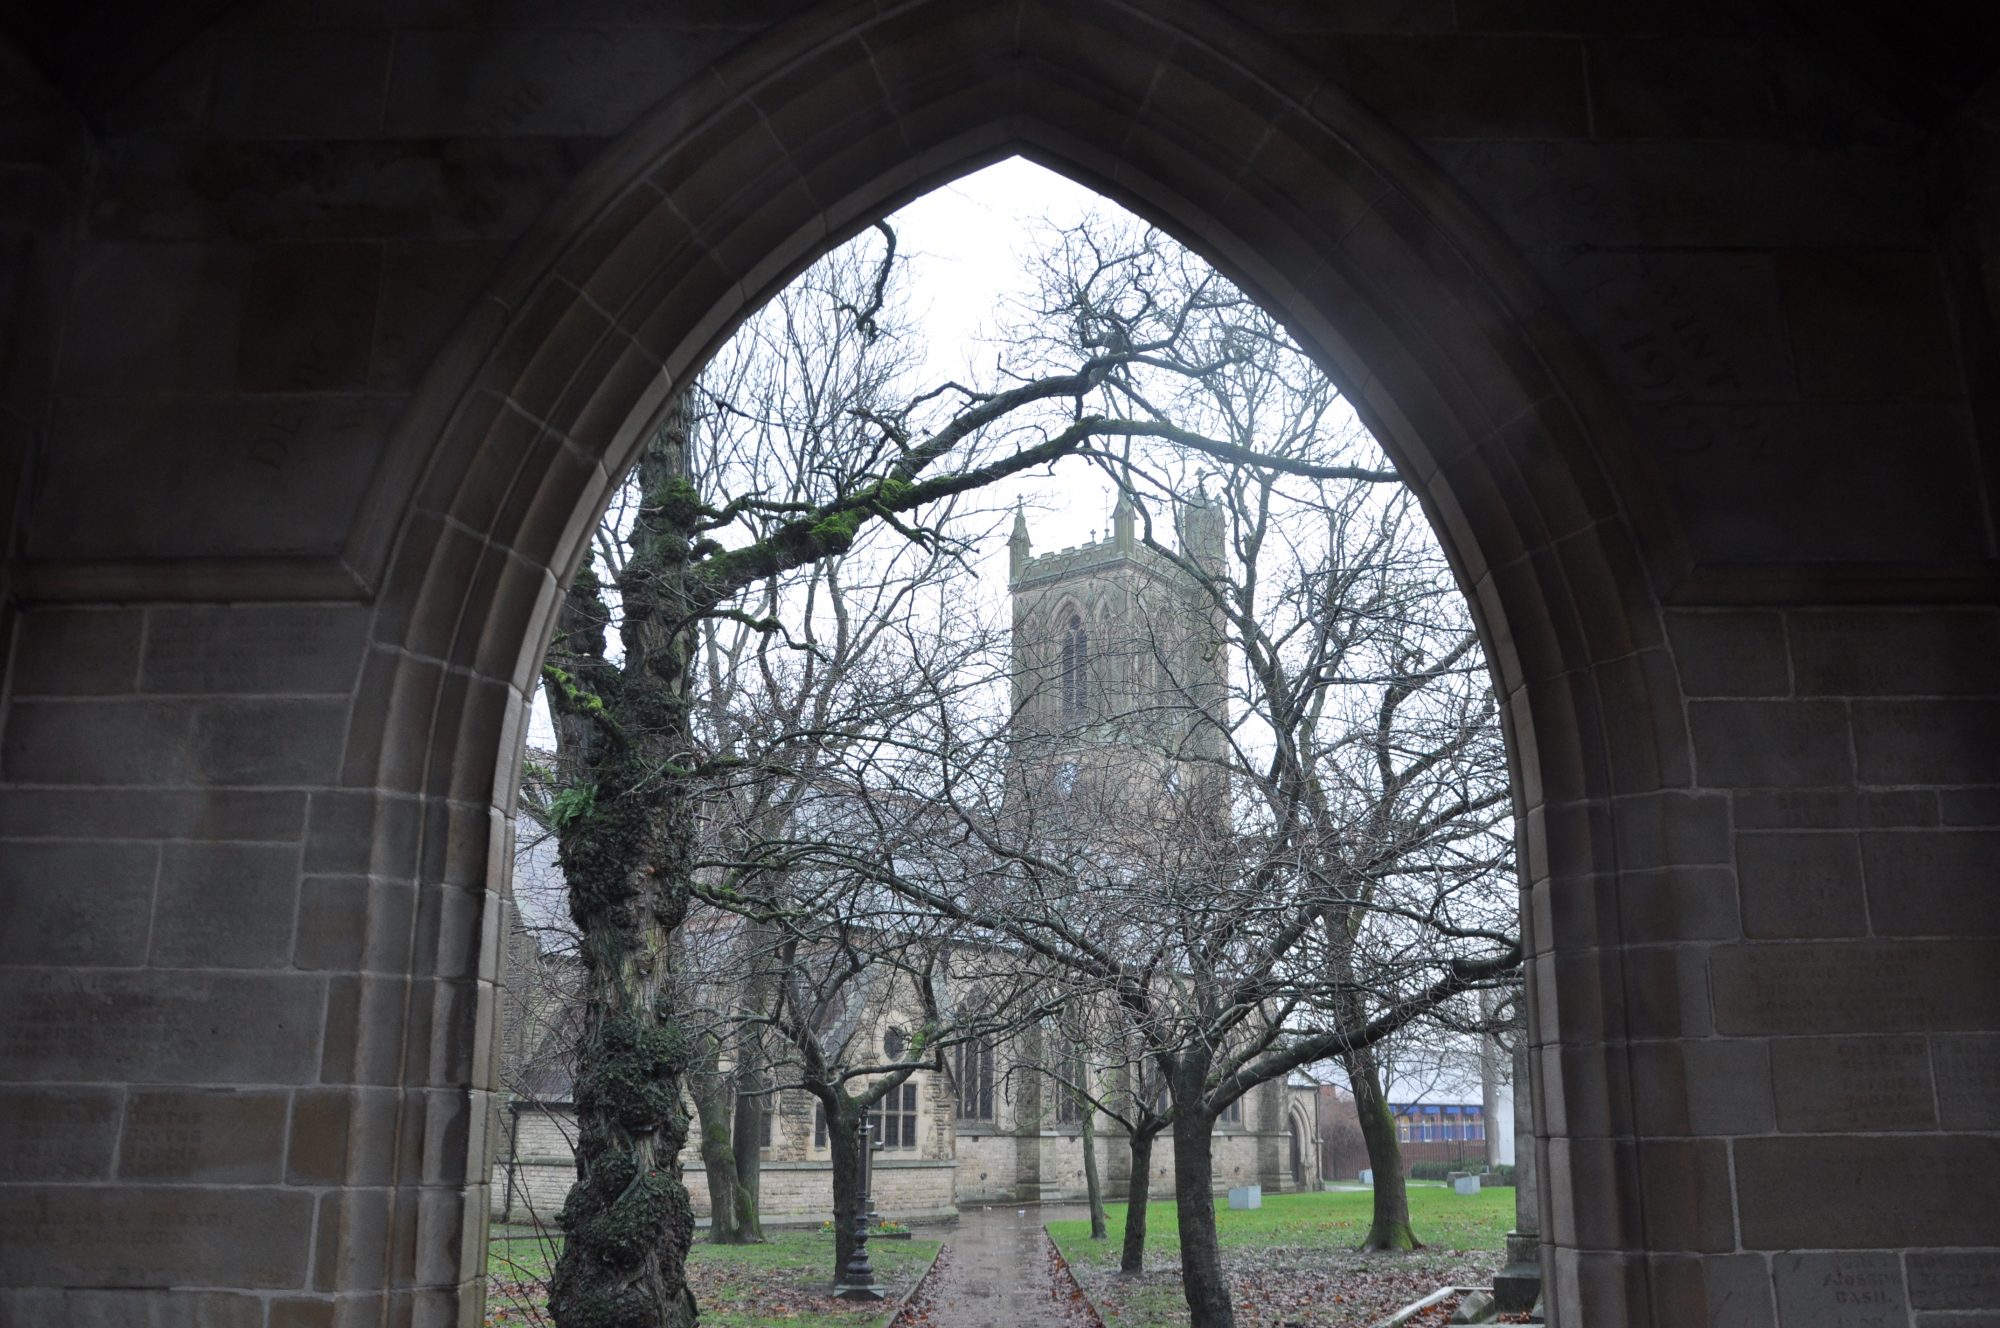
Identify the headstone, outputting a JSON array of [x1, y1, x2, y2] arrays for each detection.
[[1454, 1174, 1482, 1196], [1226, 1184, 1261, 1210], [1450, 1290, 1498, 1324], [1358, 1168, 1373, 1185]]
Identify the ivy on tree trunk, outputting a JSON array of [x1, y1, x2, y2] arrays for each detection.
[[543, 405, 710, 1328]]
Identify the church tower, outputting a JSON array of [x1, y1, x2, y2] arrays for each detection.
[[1007, 492, 1229, 809]]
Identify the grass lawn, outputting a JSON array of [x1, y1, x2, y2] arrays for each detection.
[[1046, 1185, 1514, 1328], [485, 1226, 942, 1328]]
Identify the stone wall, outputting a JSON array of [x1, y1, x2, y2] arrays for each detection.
[[493, 1097, 1310, 1224], [0, 3, 1995, 1325]]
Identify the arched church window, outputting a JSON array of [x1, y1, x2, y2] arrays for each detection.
[[1060, 614, 1087, 713], [1060, 613, 1089, 718]]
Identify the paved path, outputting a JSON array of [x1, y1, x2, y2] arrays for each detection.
[[908, 1203, 1093, 1327]]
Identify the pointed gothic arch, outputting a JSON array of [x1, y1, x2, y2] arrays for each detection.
[[335, 3, 1690, 1322]]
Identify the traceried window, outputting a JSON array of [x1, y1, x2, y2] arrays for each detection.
[[1220, 1096, 1243, 1126], [814, 1102, 827, 1148], [1060, 613, 1089, 718], [870, 1082, 920, 1149], [759, 1083, 775, 1148], [1053, 1043, 1086, 1125], [956, 1040, 995, 1121], [884, 1027, 907, 1060]]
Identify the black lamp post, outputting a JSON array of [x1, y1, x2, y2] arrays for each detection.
[[833, 1117, 883, 1301]]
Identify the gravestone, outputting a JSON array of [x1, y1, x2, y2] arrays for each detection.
[[1358, 1168, 1373, 1185], [1451, 1290, 1497, 1324], [1454, 1174, 1482, 1196], [1227, 1184, 1261, 1210]]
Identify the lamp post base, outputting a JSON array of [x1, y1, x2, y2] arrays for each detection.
[[833, 1284, 886, 1302]]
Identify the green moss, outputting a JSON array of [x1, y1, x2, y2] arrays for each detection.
[[575, 1013, 691, 1131], [574, 1167, 680, 1266], [807, 510, 863, 547]]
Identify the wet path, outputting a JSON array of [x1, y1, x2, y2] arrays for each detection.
[[908, 1203, 1094, 1327]]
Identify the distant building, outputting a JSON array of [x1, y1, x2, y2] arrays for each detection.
[[1389, 1100, 1490, 1166], [1315, 1072, 1512, 1180]]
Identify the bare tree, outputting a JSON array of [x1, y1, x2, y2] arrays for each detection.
[[828, 214, 1519, 1327], [535, 194, 1515, 1327], [537, 214, 1333, 1325]]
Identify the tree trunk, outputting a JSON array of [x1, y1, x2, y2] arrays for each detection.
[[1170, 1104, 1235, 1328], [1118, 1127, 1155, 1274], [1347, 1049, 1422, 1252], [732, 1086, 764, 1242], [546, 407, 704, 1328], [1081, 1103, 1108, 1240], [730, 922, 781, 1245], [691, 1058, 742, 1244], [826, 1101, 865, 1281]]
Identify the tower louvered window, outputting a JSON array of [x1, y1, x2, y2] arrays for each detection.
[[1060, 614, 1089, 718]]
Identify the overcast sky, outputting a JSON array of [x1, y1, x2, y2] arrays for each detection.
[[891, 157, 1127, 565]]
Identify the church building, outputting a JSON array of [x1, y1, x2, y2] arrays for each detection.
[[490, 499, 1323, 1226]]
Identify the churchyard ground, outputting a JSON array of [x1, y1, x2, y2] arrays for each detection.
[[1046, 1184, 1514, 1328], [484, 1226, 943, 1328]]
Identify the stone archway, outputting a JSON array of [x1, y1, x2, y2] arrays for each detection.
[[337, 3, 1692, 1323], [1284, 1099, 1317, 1189]]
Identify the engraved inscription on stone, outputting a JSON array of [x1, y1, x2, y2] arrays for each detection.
[[0, 1090, 119, 1181], [143, 608, 362, 694], [1907, 1251, 2000, 1312], [1775, 1253, 1908, 1328], [1932, 1034, 2000, 1129], [123, 1100, 202, 1175], [119, 1090, 286, 1183], [0, 1187, 313, 1287], [1772, 1036, 1935, 1132], [0, 971, 322, 1084], [1712, 943, 1952, 1035]]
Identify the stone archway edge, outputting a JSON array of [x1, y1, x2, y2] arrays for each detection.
[[335, 6, 1689, 1326]]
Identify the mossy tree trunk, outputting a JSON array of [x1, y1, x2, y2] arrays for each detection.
[[728, 921, 782, 1245], [731, 1083, 765, 1243], [544, 406, 704, 1328], [1347, 1047, 1421, 1252], [690, 1045, 742, 1245]]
